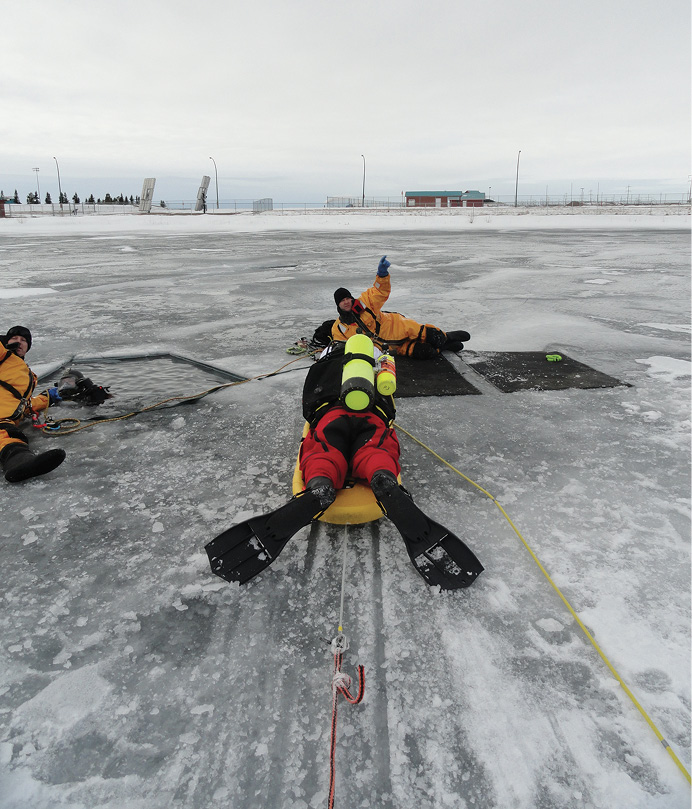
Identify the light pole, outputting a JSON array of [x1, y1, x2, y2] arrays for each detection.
[[361, 154, 366, 208], [209, 157, 219, 210], [53, 157, 63, 210], [514, 150, 521, 207], [32, 167, 40, 204]]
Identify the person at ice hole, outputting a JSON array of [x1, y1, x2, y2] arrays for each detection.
[[206, 336, 483, 590], [0, 326, 66, 483], [322, 255, 470, 359]]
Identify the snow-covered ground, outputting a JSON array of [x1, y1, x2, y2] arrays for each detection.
[[0, 212, 690, 808], [1, 204, 688, 238]]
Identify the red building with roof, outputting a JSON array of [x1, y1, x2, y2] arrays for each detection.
[[405, 190, 486, 207]]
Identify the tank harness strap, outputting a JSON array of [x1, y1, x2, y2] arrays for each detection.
[[352, 308, 380, 339], [378, 337, 408, 346], [343, 352, 376, 366], [0, 377, 36, 421]]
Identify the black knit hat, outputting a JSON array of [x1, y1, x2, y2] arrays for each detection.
[[334, 288, 352, 307], [5, 325, 32, 351]]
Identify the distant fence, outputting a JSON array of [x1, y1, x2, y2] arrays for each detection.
[[2, 196, 690, 218], [328, 194, 691, 208], [2, 203, 139, 217], [326, 197, 404, 208]]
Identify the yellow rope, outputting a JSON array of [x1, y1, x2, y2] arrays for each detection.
[[395, 422, 691, 785]]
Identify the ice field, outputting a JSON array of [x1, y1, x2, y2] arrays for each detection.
[[0, 212, 690, 808]]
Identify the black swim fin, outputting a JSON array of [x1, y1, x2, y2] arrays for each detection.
[[370, 471, 483, 590], [205, 489, 329, 585]]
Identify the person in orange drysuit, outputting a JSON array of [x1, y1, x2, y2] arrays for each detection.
[[0, 326, 66, 482], [329, 256, 470, 359]]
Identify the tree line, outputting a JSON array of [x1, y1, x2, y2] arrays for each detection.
[[0, 190, 142, 205]]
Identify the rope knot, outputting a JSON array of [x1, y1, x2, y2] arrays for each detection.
[[332, 671, 352, 692]]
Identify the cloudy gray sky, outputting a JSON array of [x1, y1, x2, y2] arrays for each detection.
[[3, 0, 690, 204]]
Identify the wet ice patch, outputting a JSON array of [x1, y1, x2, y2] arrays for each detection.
[[583, 279, 613, 285], [635, 356, 691, 381]]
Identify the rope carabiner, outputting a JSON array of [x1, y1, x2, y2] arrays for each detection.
[[328, 635, 365, 809]]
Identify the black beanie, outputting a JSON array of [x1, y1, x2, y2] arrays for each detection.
[[5, 325, 32, 351], [334, 288, 352, 307]]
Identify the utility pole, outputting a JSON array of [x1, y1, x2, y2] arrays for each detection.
[[53, 157, 63, 210], [361, 154, 366, 208], [32, 167, 40, 203], [209, 157, 219, 210], [514, 150, 521, 207]]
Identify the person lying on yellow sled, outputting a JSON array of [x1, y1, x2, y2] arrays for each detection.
[[206, 333, 483, 591]]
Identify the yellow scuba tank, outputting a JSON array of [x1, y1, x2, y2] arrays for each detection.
[[340, 334, 375, 411], [376, 352, 396, 395]]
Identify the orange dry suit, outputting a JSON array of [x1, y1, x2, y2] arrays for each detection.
[[0, 345, 50, 454], [330, 273, 446, 358]]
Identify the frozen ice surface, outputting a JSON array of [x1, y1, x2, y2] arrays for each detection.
[[0, 214, 690, 808]]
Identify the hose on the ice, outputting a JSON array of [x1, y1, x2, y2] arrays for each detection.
[[395, 422, 691, 787]]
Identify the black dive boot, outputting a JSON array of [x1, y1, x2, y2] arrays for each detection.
[[206, 477, 336, 585], [443, 330, 471, 352], [1, 443, 66, 483], [370, 470, 483, 590]]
